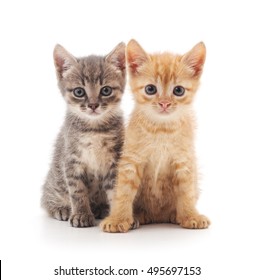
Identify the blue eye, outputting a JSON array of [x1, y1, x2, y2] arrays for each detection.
[[173, 86, 185, 96], [145, 84, 157, 95], [100, 86, 113, 96], [73, 87, 86, 98]]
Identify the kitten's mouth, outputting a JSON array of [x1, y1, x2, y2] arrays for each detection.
[[157, 107, 176, 116], [90, 110, 99, 114], [80, 108, 102, 117], [154, 103, 174, 115], [89, 111, 101, 116], [158, 109, 170, 114]]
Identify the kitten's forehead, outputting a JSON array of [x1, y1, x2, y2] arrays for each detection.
[[78, 55, 105, 85], [150, 53, 181, 83]]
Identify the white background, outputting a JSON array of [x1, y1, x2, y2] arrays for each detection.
[[0, 0, 253, 279]]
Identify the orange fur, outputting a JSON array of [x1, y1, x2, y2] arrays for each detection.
[[100, 40, 210, 233]]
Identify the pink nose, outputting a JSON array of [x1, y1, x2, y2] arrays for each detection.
[[158, 102, 171, 109], [88, 103, 99, 111]]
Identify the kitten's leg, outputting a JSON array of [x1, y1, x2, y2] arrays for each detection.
[[68, 184, 96, 227], [177, 198, 210, 229], [91, 169, 117, 219], [90, 193, 110, 219], [41, 174, 71, 221], [175, 165, 210, 229], [100, 163, 141, 233], [101, 167, 117, 219], [65, 162, 96, 228]]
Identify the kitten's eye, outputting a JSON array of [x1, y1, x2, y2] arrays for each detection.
[[173, 86, 185, 97], [145, 84, 157, 95], [100, 86, 113, 96], [73, 87, 86, 98]]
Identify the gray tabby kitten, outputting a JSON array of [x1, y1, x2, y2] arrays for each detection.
[[41, 43, 126, 227]]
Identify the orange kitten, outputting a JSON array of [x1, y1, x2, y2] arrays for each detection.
[[101, 40, 210, 233]]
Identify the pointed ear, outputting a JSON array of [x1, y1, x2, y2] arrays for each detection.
[[127, 39, 149, 74], [105, 42, 126, 71], [53, 44, 77, 79], [181, 42, 206, 78]]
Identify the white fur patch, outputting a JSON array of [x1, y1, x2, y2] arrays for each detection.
[[79, 133, 114, 178], [106, 189, 115, 206]]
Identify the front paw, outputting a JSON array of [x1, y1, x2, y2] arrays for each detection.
[[100, 216, 134, 233], [70, 213, 96, 228], [180, 214, 210, 229]]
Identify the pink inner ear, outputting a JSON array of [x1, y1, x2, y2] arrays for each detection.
[[129, 61, 139, 73], [188, 56, 205, 77], [194, 58, 205, 77], [55, 55, 65, 72], [128, 53, 143, 73], [183, 44, 206, 78], [116, 53, 126, 71], [54, 55, 71, 78]]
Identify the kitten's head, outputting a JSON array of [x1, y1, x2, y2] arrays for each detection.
[[53, 43, 126, 121], [126, 40, 205, 122]]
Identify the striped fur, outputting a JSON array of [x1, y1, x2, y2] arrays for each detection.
[[41, 43, 126, 227]]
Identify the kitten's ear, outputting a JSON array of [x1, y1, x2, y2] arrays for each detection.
[[105, 42, 126, 71], [181, 42, 206, 78], [53, 44, 77, 79], [127, 39, 149, 74]]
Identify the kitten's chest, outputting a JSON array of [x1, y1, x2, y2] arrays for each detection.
[[78, 133, 117, 175], [143, 132, 187, 182], [146, 133, 176, 164]]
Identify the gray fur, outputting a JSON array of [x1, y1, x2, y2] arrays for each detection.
[[41, 43, 126, 227]]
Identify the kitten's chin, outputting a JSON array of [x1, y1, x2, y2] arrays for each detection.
[[86, 111, 102, 117], [154, 108, 176, 119], [81, 111, 104, 120]]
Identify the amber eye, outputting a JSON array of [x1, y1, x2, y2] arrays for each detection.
[[73, 87, 86, 98], [145, 84, 157, 95], [100, 86, 113, 96], [173, 86, 185, 97]]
